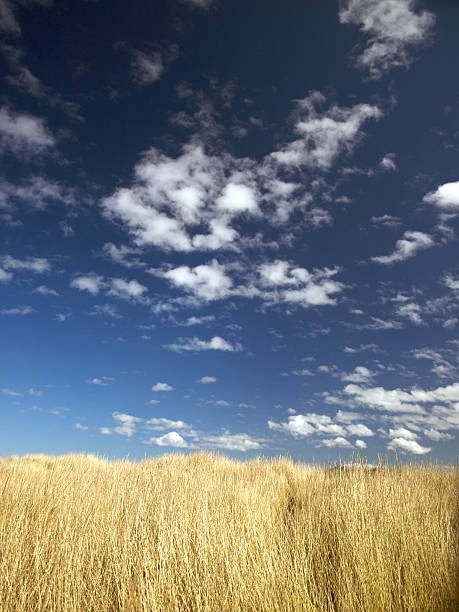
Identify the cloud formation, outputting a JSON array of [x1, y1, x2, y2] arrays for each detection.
[[371, 231, 434, 264]]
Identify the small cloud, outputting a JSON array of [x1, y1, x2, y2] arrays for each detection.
[[423, 181, 459, 210], [149, 431, 188, 447], [0, 306, 34, 315], [164, 336, 242, 353], [29, 388, 42, 397], [197, 376, 216, 384], [215, 400, 230, 407], [387, 437, 431, 455], [320, 436, 353, 448], [371, 231, 434, 265], [34, 285, 59, 296], [70, 274, 104, 295], [87, 377, 114, 386], [355, 439, 367, 449], [55, 313, 70, 322], [152, 382, 173, 392], [75, 423, 88, 431], [379, 153, 396, 171], [3, 388, 23, 397]]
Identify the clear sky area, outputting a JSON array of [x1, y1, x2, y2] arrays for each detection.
[[1, 0, 458, 462]]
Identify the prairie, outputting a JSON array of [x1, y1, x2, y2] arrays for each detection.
[[0, 453, 457, 611]]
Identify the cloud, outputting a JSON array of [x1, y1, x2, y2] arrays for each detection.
[[164, 336, 241, 353], [149, 431, 189, 447], [145, 417, 192, 431], [270, 91, 381, 170], [3, 388, 22, 396], [341, 366, 375, 383], [180, 0, 214, 8], [177, 314, 216, 326], [87, 304, 121, 319], [202, 432, 263, 452], [29, 387, 42, 397], [371, 230, 434, 264], [379, 153, 396, 171], [423, 429, 454, 442], [131, 50, 164, 84], [197, 376, 216, 384], [87, 377, 113, 386], [0, 106, 55, 155], [268, 413, 347, 438], [111, 412, 142, 437], [34, 285, 59, 296], [321, 437, 353, 448], [396, 302, 423, 325], [154, 259, 232, 302], [152, 382, 173, 392], [355, 439, 367, 449], [0, 268, 12, 282], [423, 181, 459, 211], [74, 423, 88, 430], [102, 243, 144, 268], [0, 305, 33, 315], [347, 423, 374, 436], [338, 0, 435, 79], [387, 437, 431, 455], [371, 214, 402, 228], [0, 176, 76, 214], [108, 278, 147, 301], [389, 427, 418, 440], [0, 254, 51, 274], [70, 274, 104, 295], [0, 0, 53, 37]]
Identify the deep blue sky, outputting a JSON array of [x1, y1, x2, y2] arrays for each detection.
[[1, 0, 458, 462]]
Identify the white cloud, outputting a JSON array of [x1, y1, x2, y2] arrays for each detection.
[[0, 176, 76, 214], [164, 336, 241, 353], [321, 436, 353, 448], [0, 268, 13, 282], [88, 304, 121, 319], [3, 388, 22, 396], [338, 0, 435, 79], [423, 181, 459, 210], [371, 214, 402, 228], [268, 413, 347, 438], [149, 431, 189, 447], [34, 285, 59, 296], [145, 418, 192, 431], [197, 376, 216, 384], [396, 302, 423, 325], [155, 259, 232, 302], [0, 305, 34, 315], [355, 439, 367, 449], [75, 423, 88, 431], [335, 410, 361, 423], [341, 366, 375, 383], [70, 274, 104, 295], [387, 437, 431, 455], [29, 387, 42, 397], [0, 106, 55, 155], [388, 427, 418, 440], [176, 314, 216, 326], [271, 91, 381, 170], [87, 377, 113, 386], [423, 429, 454, 442], [0, 0, 53, 36], [152, 382, 173, 392], [100, 427, 113, 435], [102, 243, 144, 268], [108, 278, 147, 301], [131, 50, 164, 84], [379, 153, 396, 171], [347, 423, 374, 436], [202, 432, 263, 452], [1, 254, 51, 274], [112, 412, 142, 437], [371, 230, 434, 264]]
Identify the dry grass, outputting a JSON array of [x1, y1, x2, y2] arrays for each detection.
[[0, 453, 457, 611]]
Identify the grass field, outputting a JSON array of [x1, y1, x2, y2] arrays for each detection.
[[0, 453, 457, 611]]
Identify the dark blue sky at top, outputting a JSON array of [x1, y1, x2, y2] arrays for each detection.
[[1, 0, 458, 462]]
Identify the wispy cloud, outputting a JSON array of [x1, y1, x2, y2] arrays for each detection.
[[164, 336, 242, 353], [371, 231, 434, 264]]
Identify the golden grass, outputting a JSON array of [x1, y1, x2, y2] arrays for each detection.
[[0, 453, 457, 611]]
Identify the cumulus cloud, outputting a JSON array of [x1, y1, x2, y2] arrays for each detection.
[[0, 176, 76, 215], [197, 376, 216, 384], [74, 423, 88, 430], [347, 423, 374, 436], [154, 259, 232, 302], [149, 431, 189, 447], [202, 432, 263, 452], [341, 366, 375, 383], [0, 268, 13, 282], [145, 417, 192, 431], [3, 388, 22, 396], [268, 413, 347, 438], [70, 274, 104, 295], [164, 336, 241, 353], [108, 278, 147, 301], [0, 106, 55, 155], [152, 382, 173, 392], [338, 0, 435, 78], [111, 412, 142, 437], [321, 437, 353, 448], [87, 377, 113, 386], [371, 230, 434, 264], [102, 243, 144, 268], [424, 181, 459, 211], [131, 50, 164, 84], [379, 153, 396, 171], [387, 437, 431, 455], [270, 91, 381, 170], [0, 305, 33, 315], [0, 254, 51, 274], [355, 439, 367, 449]]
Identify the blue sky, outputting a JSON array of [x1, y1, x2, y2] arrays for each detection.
[[1, 0, 458, 462]]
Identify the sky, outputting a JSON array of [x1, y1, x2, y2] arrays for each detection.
[[1, 0, 458, 463]]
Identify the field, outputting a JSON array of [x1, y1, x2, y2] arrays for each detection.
[[0, 453, 457, 611]]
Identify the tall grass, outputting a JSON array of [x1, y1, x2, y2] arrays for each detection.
[[0, 453, 457, 611]]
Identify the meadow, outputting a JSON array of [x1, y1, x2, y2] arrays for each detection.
[[0, 452, 457, 611]]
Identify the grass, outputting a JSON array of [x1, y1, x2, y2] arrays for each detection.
[[0, 452, 457, 611]]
